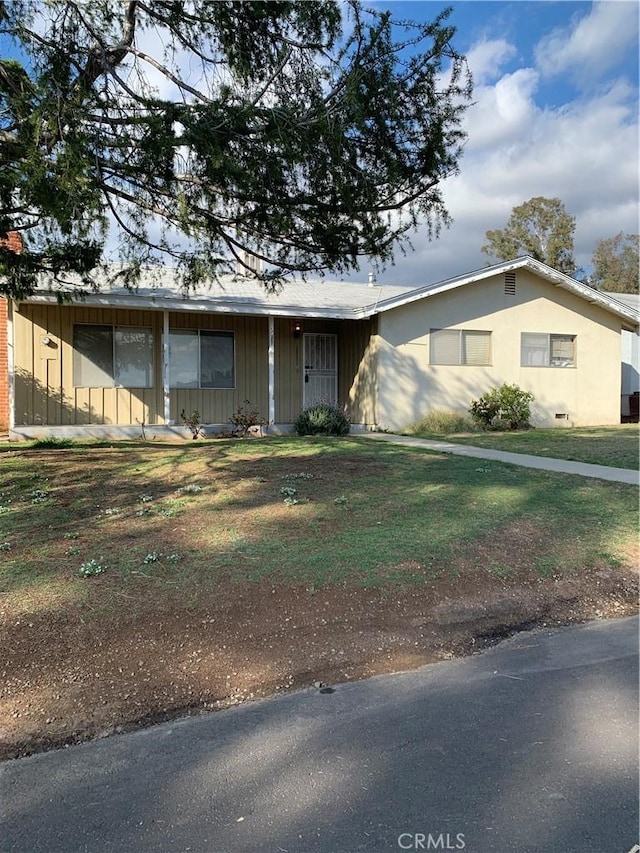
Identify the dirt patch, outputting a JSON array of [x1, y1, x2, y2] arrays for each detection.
[[1, 561, 637, 761]]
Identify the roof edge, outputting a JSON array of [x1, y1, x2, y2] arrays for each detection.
[[366, 256, 640, 327]]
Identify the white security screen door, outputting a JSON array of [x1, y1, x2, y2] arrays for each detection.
[[303, 334, 338, 407]]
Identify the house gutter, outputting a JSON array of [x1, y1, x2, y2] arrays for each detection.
[[20, 292, 372, 322]]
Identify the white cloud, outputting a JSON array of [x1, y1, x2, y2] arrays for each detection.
[[535, 1, 640, 82], [464, 67, 540, 149], [466, 38, 516, 85], [365, 53, 638, 288]]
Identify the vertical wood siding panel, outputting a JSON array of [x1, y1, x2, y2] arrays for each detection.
[[51, 304, 65, 425], [75, 387, 90, 424], [338, 318, 376, 425], [117, 387, 129, 425], [60, 309, 73, 425], [31, 305, 48, 425], [275, 318, 301, 423], [13, 307, 34, 425], [152, 310, 163, 425]]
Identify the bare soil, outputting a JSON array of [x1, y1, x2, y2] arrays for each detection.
[[2, 553, 637, 761]]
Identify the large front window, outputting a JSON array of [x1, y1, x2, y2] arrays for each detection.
[[73, 325, 154, 387], [169, 330, 234, 388]]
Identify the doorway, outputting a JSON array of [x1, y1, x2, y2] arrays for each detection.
[[303, 333, 338, 407]]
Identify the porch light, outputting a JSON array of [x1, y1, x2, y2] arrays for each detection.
[[292, 321, 303, 338]]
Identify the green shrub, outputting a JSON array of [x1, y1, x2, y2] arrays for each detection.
[[294, 403, 351, 436], [470, 384, 534, 430], [469, 389, 502, 429], [32, 436, 74, 449], [410, 411, 477, 435]]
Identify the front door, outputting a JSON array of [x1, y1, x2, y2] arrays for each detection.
[[303, 334, 338, 407]]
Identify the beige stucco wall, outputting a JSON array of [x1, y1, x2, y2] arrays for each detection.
[[375, 270, 623, 430]]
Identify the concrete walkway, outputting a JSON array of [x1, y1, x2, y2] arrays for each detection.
[[361, 432, 639, 485]]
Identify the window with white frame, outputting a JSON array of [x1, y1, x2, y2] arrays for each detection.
[[521, 333, 576, 367], [73, 325, 154, 387], [430, 329, 492, 366], [169, 330, 234, 388]]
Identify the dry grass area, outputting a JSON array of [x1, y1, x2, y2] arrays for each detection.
[[1, 437, 637, 760]]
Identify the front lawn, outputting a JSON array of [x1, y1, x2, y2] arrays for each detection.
[[406, 425, 639, 469], [1, 437, 637, 758]]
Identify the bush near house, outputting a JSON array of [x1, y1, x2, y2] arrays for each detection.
[[294, 403, 351, 436], [470, 384, 534, 430]]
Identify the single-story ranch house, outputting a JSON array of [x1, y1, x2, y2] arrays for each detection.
[[2, 256, 639, 439]]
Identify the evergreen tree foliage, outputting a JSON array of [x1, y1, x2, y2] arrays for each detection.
[[0, 0, 472, 296]]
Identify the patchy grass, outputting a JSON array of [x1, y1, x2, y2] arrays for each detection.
[[406, 425, 639, 469], [0, 437, 637, 759], [1, 437, 637, 603]]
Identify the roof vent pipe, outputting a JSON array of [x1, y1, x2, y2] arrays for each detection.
[[368, 271, 376, 287]]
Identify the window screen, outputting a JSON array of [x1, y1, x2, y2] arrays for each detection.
[[521, 333, 575, 367], [462, 331, 492, 366], [169, 331, 199, 388], [430, 329, 491, 365], [200, 331, 234, 388], [114, 327, 154, 387], [549, 335, 575, 367], [170, 330, 235, 389], [74, 325, 113, 387], [521, 333, 549, 367], [73, 325, 154, 387], [430, 329, 461, 364]]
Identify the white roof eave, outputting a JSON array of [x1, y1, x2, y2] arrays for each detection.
[[20, 290, 374, 321], [369, 257, 640, 328]]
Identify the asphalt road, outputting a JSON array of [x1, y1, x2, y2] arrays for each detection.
[[1, 616, 638, 853]]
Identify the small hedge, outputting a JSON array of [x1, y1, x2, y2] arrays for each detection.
[[469, 383, 534, 430], [294, 403, 351, 436]]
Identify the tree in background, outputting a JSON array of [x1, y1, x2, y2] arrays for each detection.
[[482, 196, 576, 276], [0, 0, 472, 297], [590, 233, 639, 294]]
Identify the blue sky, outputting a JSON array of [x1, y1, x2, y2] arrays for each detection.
[[360, 0, 639, 284]]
